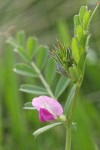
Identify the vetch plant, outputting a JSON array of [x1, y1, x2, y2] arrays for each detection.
[[7, 3, 99, 150]]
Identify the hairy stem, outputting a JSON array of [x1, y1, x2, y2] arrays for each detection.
[[31, 62, 55, 99]]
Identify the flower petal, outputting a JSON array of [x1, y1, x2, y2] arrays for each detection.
[[32, 96, 63, 117], [39, 108, 55, 122]]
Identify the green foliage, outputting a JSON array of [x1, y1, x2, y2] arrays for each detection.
[[14, 63, 37, 77], [7, 30, 72, 140], [69, 66, 79, 82], [72, 6, 91, 68], [33, 122, 62, 137], [56, 4, 100, 149], [23, 102, 35, 110], [26, 37, 38, 57], [51, 6, 93, 84], [16, 31, 26, 47], [83, 11, 91, 30], [79, 6, 87, 22], [64, 85, 76, 116], [55, 76, 70, 98], [78, 53, 87, 73], [7, 31, 70, 100], [76, 25, 83, 41], [7, 37, 31, 61], [74, 15, 80, 28], [71, 37, 80, 63], [20, 84, 48, 95], [45, 58, 56, 84], [35, 46, 48, 70]]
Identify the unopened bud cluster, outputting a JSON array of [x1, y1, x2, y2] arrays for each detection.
[[50, 42, 74, 77]]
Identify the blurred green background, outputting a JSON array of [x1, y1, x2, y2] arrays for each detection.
[[0, 0, 100, 150]]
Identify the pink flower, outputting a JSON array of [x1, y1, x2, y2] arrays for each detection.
[[32, 96, 63, 122]]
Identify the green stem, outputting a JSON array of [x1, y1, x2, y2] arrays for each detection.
[[65, 83, 79, 150], [65, 126, 71, 150], [31, 62, 55, 99]]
